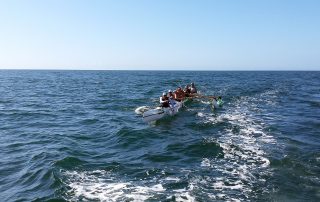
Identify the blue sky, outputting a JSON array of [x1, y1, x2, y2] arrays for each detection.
[[0, 0, 319, 70]]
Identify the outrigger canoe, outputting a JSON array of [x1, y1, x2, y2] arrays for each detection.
[[142, 98, 190, 122], [142, 96, 223, 123]]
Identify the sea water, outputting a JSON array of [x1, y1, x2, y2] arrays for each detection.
[[0, 70, 319, 201]]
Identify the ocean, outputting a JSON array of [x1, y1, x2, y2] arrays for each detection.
[[0, 70, 319, 201]]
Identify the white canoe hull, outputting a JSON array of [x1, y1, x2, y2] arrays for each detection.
[[142, 101, 183, 122]]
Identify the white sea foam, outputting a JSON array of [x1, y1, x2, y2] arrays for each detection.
[[195, 94, 277, 200], [174, 192, 196, 202], [62, 169, 167, 201], [197, 112, 204, 117], [63, 93, 278, 201], [200, 158, 211, 167], [164, 176, 180, 181], [200, 100, 211, 105], [62, 169, 197, 202]]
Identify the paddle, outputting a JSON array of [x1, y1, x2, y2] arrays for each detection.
[[192, 95, 224, 108], [192, 94, 218, 99]]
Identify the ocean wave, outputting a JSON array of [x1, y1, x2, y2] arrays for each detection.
[[54, 157, 87, 169]]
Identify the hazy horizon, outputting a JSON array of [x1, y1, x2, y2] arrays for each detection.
[[0, 68, 319, 71]]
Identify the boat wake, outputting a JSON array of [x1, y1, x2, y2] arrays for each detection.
[[60, 92, 278, 201], [195, 95, 277, 200], [60, 169, 196, 202]]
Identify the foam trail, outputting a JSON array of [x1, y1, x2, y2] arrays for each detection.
[[61, 169, 196, 202], [196, 94, 276, 200]]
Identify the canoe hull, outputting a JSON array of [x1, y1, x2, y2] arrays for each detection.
[[142, 100, 185, 122]]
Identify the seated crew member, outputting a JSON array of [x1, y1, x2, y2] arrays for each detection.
[[160, 92, 169, 108], [174, 87, 185, 102], [190, 82, 197, 94], [168, 90, 174, 99], [168, 96, 176, 108], [184, 85, 191, 97], [168, 90, 177, 107]]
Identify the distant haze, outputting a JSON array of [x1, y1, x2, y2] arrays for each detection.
[[0, 0, 319, 70]]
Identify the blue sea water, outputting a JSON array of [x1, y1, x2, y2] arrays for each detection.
[[0, 70, 319, 202]]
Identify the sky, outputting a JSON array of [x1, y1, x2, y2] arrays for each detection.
[[0, 0, 319, 70]]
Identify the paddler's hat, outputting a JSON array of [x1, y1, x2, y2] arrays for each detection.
[[162, 92, 166, 96], [168, 90, 172, 93]]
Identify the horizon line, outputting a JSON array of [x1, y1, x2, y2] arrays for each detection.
[[0, 68, 319, 71]]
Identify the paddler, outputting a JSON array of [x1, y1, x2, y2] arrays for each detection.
[[184, 85, 191, 97], [160, 92, 169, 108], [190, 82, 197, 94], [174, 87, 185, 102], [168, 90, 174, 99], [167, 90, 176, 108]]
